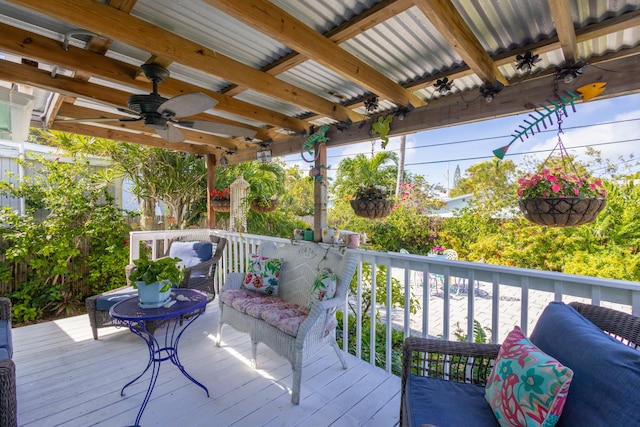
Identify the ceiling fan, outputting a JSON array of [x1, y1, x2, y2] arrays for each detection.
[[64, 63, 257, 143]]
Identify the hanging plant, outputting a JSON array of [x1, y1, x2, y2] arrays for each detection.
[[210, 188, 231, 212], [350, 184, 395, 219], [517, 168, 607, 226], [516, 116, 607, 227]]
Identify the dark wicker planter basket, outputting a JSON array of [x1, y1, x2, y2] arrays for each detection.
[[250, 199, 279, 213], [518, 197, 606, 227], [210, 199, 231, 212], [350, 198, 395, 219]]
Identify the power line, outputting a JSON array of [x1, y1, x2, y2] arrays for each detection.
[[405, 138, 640, 167], [281, 116, 640, 165]]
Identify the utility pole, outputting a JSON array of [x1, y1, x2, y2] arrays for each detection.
[[396, 134, 406, 197]]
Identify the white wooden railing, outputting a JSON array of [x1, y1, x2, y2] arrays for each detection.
[[129, 229, 640, 374]]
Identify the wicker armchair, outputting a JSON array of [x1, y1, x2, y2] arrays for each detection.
[[86, 234, 226, 340], [0, 298, 17, 427], [400, 302, 640, 426]]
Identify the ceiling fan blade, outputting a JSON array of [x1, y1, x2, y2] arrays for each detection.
[[175, 120, 257, 138], [58, 117, 142, 123], [117, 106, 141, 116], [158, 92, 217, 118], [156, 125, 185, 143]]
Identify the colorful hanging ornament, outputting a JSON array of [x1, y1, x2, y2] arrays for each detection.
[[576, 82, 606, 102], [492, 90, 580, 159]]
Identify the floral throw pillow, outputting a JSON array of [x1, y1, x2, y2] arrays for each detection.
[[308, 268, 337, 310], [243, 254, 282, 295], [485, 326, 573, 427]]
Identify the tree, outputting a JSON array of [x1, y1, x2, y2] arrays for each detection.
[[39, 131, 208, 230]]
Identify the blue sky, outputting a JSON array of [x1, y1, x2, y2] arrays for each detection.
[[282, 92, 640, 192]]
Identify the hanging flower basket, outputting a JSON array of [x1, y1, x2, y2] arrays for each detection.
[[210, 188, 231, 212], [517, 168, 607, 227], [518, 197, 606, 227], [250, 198, 279, 213], [210, 199, 231, 212], [350, 198, 394, 219]]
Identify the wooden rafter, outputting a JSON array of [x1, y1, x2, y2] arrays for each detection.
[[413, 0, 509, 87], [548, 0, 578, 63], [56, 104, 240, 150], [49, 121, 219, 155], [0, 59, 239, 150], [207, 0, 425, 109], [222, 0, 415, 97], [388, 11, 640, 94], [0, 22, 305, 138], [8, 0, 364, 125]]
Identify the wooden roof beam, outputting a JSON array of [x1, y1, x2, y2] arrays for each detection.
[[222, 0, 415, 97], [49, 121, 219, 155], [56, 103, 241, 150], [208, 0, 425, 109], [0, 22, 305, 136], [7, 0, 363, 124], [548, 0, 578, 64], [413, 0, 508, 87], [0, 59, 239, 150], [404, 10, 640, 92]]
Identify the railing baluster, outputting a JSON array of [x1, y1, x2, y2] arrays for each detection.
[[128, 229, 640, 373]]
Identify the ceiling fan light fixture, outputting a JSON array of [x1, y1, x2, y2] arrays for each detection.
[[515, 51, 541, 73], [555, 60, 587, 84], [434, 77, 453, 94], [479, 82, 504, 103], [144, 115, 168, 130]]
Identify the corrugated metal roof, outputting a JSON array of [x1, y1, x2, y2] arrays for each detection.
[[0, 0, 638, 154]]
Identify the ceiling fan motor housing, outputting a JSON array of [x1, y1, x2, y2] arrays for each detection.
[[127, 93, 170, 130]]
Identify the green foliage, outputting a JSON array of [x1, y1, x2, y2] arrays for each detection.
[[336, 311, 405, 376], [0, 155, 131, 323], [129, 257, 185, 290], [346, 263, 419, 321], [332, 151, 398, 200], [50, 131, 208, 229], [453, 319, 491, 343], [215, 160, 285, 204]]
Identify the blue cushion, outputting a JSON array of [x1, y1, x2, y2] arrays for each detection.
[[405, 374, 499, 427], [95, 286, 138, 311], [530, 302, 640, 427], [169, 241, 212, 268], [0, 348, 9, 360], [0, 319, 12, 358]]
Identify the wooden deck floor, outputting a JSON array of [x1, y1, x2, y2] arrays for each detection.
[[12, 302, 400, 427]]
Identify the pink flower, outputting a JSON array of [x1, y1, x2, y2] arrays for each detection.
[[551, 183, 562, 193], [573, 187, 580, 195]]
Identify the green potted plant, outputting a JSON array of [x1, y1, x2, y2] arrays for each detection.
[[129, 257, 185, 308], [350, 184, 395, 219]]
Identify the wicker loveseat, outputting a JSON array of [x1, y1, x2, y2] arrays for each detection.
[[85, 234, 226, 339], [401, 302, 640, 427], [216, 241, 357, 404], [0, 297, 17, 427]]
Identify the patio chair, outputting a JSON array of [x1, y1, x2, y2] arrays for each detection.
[[85, 234, 226, 340]]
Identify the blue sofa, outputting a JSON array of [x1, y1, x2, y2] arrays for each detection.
[[0, 297, 17, 427], [401, 302, 640, 427]]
